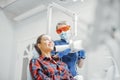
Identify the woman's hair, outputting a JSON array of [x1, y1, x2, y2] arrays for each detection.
[[34, 34, 45, 55]]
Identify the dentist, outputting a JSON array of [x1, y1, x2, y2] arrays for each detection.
[[52, 21, 86, 79]]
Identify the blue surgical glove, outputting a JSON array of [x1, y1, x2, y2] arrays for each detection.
[[57, 48, 71, 58], [78, 50, 86, 59]]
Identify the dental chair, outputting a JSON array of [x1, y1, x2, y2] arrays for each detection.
[[27, 47, 39, 80], [27, 64, 33, 80]]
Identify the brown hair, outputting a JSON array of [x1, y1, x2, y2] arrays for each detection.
[[34, 34, 45, 55]]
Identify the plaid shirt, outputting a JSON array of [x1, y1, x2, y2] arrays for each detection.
[[29, 55, 75, 80]]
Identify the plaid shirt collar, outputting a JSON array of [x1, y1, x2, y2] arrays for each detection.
[[39, 55, 60, 62]]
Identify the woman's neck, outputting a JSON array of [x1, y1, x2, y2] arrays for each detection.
[[41, 50, 51, 58]]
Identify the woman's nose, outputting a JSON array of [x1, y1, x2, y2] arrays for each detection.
[[49, 40, 54, 46]]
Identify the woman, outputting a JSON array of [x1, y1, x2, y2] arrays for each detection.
[[29, 34, 75, 80]]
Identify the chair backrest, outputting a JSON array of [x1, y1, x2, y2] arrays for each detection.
[[27, 62, 33, 80], [27, 48, 39, 80]]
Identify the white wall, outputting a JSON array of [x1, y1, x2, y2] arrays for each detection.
[[87, 44, 113, 80], [0, 9, 14, 80], [86, 0, 120, 80], [14, 11, 48, 42]]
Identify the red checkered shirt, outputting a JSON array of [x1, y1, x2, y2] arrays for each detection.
[[29, 55, 75, 80]]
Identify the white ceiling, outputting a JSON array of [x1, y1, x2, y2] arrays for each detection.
[[0, 0, 83, 20]]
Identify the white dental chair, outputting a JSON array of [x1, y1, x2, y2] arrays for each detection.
[[27, 48, 39, 80], [27, 64, 33, 80]]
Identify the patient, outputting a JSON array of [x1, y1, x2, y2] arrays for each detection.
[[29, 34, 75, 80]]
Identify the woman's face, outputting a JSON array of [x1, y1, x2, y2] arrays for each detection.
[[38, 35, 54, 52]]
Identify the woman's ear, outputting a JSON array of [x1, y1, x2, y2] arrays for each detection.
[[37, 44, 41, 48]]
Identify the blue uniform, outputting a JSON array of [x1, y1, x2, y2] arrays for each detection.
[[52, 39, 85, 76]]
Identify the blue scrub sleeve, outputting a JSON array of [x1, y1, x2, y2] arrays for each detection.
[[57, 48, 71, 58]]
